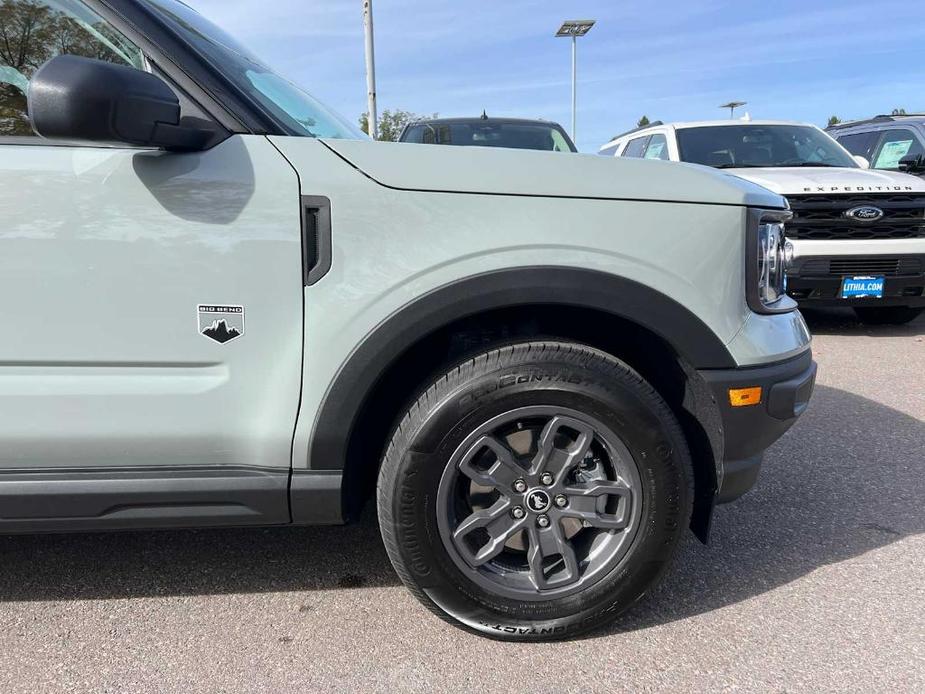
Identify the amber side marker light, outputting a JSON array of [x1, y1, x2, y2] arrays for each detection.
[[729, 386, 762, 407]]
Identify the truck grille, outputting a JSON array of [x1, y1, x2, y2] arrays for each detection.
[[799, 257, 924, 276], [785, 194, 925, 240]]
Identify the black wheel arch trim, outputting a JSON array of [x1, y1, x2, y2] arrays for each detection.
[[305, 266, 737, 474]]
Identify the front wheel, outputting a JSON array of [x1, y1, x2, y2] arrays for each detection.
[[854, 306, 924, 325], [377, 341, 693, 640]]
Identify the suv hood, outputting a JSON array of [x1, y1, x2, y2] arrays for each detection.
[[321, 139, 784, 208], [727, 166, 925, 195]]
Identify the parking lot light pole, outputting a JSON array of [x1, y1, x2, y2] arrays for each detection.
[[556, 20, 595, 144], [572, 36, 578, 142], [363, 0, 378, 140], [720, 101, 747, 119]]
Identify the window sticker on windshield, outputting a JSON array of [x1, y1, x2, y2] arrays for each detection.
[[875, 139, 914, 169], [645, 142, 666, 159]]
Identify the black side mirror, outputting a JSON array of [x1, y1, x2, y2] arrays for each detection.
[[898, 153, 925, 173], [29, 55, 211, 151]]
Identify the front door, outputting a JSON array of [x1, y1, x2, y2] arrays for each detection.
[[0, 0, 303, 526]]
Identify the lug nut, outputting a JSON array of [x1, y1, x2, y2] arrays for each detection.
[[511, 506, 526, 520], [540, 472, 554, 486], [554, 494, 568, 508], [536, 514, 550, 528], [513, 478, 527, 493]]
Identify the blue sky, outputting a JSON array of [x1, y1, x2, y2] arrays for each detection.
[[185, 0, 925, 152]]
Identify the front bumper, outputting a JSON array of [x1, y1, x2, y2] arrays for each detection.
[[698, 350, 817, 503], [785, 238, 925, 307]]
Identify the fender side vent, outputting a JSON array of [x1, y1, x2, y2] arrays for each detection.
[[302, 196, 332, 286]]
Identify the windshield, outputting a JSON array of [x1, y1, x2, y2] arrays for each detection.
[[676, 125, 857, 169], [144, 0, 362, 139], [401, 121, 577, 152]]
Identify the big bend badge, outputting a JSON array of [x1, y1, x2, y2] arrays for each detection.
[[198, 304, 244, 344]]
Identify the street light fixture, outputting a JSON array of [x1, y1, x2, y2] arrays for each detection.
[[720, 101, 747, 119], [556, 19, 596, 144]]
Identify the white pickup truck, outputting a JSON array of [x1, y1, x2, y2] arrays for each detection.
[[601, 120, 925, 324]]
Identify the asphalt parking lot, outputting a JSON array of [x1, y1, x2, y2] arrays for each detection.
[[0, 308, 921, 693]]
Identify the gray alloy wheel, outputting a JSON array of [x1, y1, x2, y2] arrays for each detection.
[[435, 406, 643, 601]]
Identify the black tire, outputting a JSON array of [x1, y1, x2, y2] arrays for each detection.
[[853, 306, 924, 325], [377, 341, 693, 641]]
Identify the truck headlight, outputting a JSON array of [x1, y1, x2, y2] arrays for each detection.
[[747, 209, 795, 314], [757, 221, 784, 304]]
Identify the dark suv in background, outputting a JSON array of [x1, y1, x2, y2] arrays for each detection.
[[828, 115, 925, 177], [399, 115, 577, 152]]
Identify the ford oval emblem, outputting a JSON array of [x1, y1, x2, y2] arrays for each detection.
[[844, 205, 884, 222]]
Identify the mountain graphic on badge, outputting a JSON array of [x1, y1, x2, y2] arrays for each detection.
[[197, 304, 244, 344], [201, 319, 241, 344]]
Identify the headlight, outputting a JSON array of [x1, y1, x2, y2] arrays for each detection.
[[757, 221, 785, 305], [746, 209, 795, 314]]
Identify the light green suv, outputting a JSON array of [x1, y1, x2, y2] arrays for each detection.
[[0, 0, 816, 640]]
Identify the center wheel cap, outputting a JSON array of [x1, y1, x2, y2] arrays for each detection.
[[525, 489, 551, 513]]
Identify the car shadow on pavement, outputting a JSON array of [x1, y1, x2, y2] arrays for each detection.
[[610, 383, 924, 635], [801, 306, 925, 337], [0, 385, 920, 637], [0, 509, 400, 600]]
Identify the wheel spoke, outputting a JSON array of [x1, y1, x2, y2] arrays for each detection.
[[453, 498, 524, 566], [565, 479, 631, 498], [530, 416, 594, 479], [526, 520, 580, 590], [559, 481, 632, 530], [458, 435, 523, 491]]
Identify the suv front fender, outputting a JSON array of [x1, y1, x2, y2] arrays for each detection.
[[304, 266, 737, 478]]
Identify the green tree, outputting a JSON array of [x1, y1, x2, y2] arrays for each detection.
[[827, 115, 841, 126], [359, 109, 438, 142], [637, 115, 650, 127], [892, 108, 907, 116]]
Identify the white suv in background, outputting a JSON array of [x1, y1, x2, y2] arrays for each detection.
[[601, 120, 925, 324]]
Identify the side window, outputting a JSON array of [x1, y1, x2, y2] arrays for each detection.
[[643, 133, 669, 160], [549, 129, 572, 152], [0, 0, 144, 137], [422, 124, 452, 144], [871, 129, 925, 170], [400, 125, 424, 143], [835, 131, 879, 161], [599, 143, 619, 157], [400, 124, 449, 144], [622, 136, 649, 158]]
